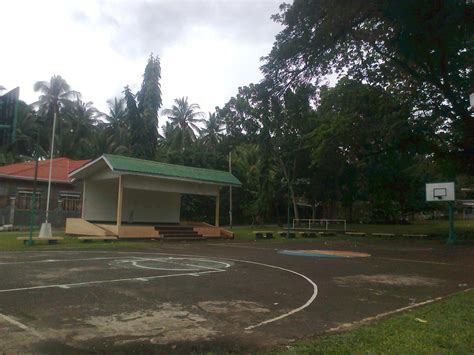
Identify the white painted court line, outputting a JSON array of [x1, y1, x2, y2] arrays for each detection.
[[327, 296, 444, 332], [133, 256, 230, 272], [0, 270, 221, 294], [0, 313, 44, 339], [99, 251, 319, 331], [0, 256, 139, 266], [0, 250, 319, 331]]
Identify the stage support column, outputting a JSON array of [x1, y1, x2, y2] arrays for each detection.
[[215, 188, 220, 227]]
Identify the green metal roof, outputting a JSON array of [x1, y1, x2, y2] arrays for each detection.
[[102, 154, 241, 186]]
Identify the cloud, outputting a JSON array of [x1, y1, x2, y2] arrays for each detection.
[[0, 0, 283, 117], [95, 0, 282, 59]]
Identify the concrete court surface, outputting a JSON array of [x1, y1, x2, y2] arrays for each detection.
[[0, 239, 473, 353]]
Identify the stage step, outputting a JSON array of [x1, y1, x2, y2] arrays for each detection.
[[161, 236, 207, 242], [154, 224, 194, 231]]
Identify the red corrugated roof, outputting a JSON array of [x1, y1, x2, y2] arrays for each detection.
[[0, 157, 90, 184]]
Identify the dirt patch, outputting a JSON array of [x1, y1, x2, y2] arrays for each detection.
[[34, 266, 108, 280], [334, 274, 443, 287], [75, 303, 217, 345], [197, 300, 270, 314]]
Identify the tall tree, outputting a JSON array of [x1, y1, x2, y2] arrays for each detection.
[[218, 82, 315, 220], [308, 78, 432, 221], [161, 97, 204, 150], [33, 75, 77, 122], [263, 0, 474, 173], [123, 85, 146, 158], [137, 54, 162, 159], [33, 75, 78, 158]]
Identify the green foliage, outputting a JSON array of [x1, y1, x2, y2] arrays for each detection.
[[161, 97, 205, 151], [263, 0, 474, 173], [137, 54, 162, 159], [308, 79, 431, 221]]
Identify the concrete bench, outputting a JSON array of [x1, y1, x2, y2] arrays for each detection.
[[345, 232, 367, 236], [402, 234, 428, 238], [253, 231, 274, 240], [278, 231, 296, 238], [17, 237, 64, 245], [372, 233, 395, 237], [299, 232, 318, 238], [318, 231, 336, 236]]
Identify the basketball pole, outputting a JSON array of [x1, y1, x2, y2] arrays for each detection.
[[447, 201, 456, 245], [229, 151, 233, 229]]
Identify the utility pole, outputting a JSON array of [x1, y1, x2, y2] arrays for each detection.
[[229, 151, 233, 229]]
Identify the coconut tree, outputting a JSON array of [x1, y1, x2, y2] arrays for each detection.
[[161, 97, 204, 150], [33, 75, 79, 157], [33, 75, 77, 120], [200, 112, 224, 149]]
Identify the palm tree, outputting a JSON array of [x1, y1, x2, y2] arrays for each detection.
[[58, 99, 99, 158], [161, 97, 204, 149], [200, 112, 224, 148], [104, 97, 127, 129], [33, 75, 77, 120]]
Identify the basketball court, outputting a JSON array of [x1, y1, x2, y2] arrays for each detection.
[[0, 239, 473, 352]]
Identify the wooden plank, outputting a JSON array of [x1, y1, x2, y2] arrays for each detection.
[[95, 224, 119, 235], [372, 233, 395, 237], [193, 226, 221, 237], [119, 225, 159, 238], [65, 218, 114, 236]]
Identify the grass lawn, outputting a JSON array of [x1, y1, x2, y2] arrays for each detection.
[[229, 220, 474, 242], [0, 220, 473, 250], [281, 289, 474, 354]]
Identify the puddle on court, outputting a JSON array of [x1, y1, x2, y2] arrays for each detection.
[[334, 274, 444, 287]]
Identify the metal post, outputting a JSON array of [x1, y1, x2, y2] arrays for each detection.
[[45, 111, 57, 223], [287, 175, 291, 238], [447, 201, 456, 245], [27, 134, 40, 246], [229, 151, 232, 229]]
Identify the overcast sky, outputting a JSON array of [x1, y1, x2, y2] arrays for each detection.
[[1, 0, 282, 118]]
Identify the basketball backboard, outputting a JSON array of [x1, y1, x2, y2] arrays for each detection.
[[426, 182, 455, 202], [0, 87, 19, 145]]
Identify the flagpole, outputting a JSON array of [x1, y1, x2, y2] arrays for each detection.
[[39, 111, 57, 238], [45, 111, 56, 222]]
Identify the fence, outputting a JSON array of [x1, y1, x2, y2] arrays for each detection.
[[292, 218, 347, 231]]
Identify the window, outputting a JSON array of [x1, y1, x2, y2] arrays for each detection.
[[60, 193, 81, 212], [16, 190, 41, 210]]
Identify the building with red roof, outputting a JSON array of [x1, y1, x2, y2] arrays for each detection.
[[0, 157, 89, 226]]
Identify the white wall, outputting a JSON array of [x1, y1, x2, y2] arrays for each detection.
[[122, 188, 181, 223], [122, 174, 219, 196], [83, 179, 118, 222]]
